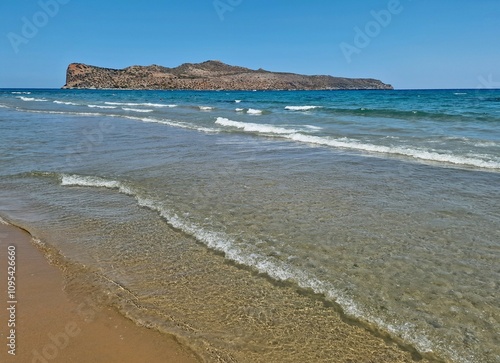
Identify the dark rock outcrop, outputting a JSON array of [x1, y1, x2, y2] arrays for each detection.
[[63, 61, 393, 90]]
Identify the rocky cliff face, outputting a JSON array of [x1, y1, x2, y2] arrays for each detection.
[[63, 61, 393, 90]]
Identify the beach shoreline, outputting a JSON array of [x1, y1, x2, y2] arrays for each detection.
[[0, 221, 200, 363], [2, 87, 498, 362], [0, 215, 438, 363]]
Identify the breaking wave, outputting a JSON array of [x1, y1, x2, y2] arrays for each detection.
[[53, 100, 79, 106], [122, 108, 154, 113], [18, 96, 47, 102], [105, 102, 177, 108], [215, 118, 500, 170], [285, 106, 321, 111], [215, 117, 296, 135], [53, 172, 436, 359], [247, 108, 263, 115], [88, 105, 117, 109]]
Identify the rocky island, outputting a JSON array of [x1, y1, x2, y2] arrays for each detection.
[[63, 61, 393, 90]]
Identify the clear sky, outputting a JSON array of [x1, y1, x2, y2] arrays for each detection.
[[1, 0, 499, 89]]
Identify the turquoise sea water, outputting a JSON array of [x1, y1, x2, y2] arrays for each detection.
[[0, 89, 499, 362]]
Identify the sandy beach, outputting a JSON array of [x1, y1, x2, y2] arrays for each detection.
[[0, 222, 200, 363]]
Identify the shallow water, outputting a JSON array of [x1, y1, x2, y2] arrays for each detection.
[[1, 89, 499, 362]]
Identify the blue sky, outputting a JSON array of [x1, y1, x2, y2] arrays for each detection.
[[0, 0, 498, 89]]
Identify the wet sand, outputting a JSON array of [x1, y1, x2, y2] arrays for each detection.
[[0, 223, 200, 363]]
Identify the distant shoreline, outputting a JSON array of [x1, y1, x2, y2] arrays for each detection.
[[62, 60, 394, 90], [5, 87, 500, 92]]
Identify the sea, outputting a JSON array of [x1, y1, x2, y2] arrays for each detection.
[[0, 89, 499, 363]]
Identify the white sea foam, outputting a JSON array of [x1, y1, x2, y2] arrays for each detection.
[[0, 105, 9, 109], [61, 174, 120, 188], [88, 105, 117, 109], [60, 174, 133, 194], [285, 106, 321, 111], [215, 117, 296, 135], [11, 91, 31, 95], [57, 173, 437, 360], [54, 100, 79, 106], [288, 134, 500, 169], [304, 125, 323, 131], [199, 106, 214, 111], [247, 108, 263, 115], [235, 100, 242, 103], [474, 141, 497, 147], [216, 118, 500, 170], [18, 96, 47, 102], [27, 110, 102, 117], [149, 103, 177, 108], [0, 216, 9, 225], [122, 108, 154, 113], [105, 102, 177, 108], [122, 116, 217, 133], [235, 108, 244, 112]]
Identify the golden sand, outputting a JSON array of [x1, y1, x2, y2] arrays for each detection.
[[0, 224, 199, 363]]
